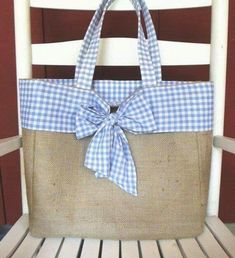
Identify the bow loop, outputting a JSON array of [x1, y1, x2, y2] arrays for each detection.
[[75, 92, 157, 195], [118, 94, 157, 133], [103, 112, 118, 126], [75, 97, 110, 139]]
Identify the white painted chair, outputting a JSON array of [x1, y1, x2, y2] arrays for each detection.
[[0, 0, 235, 257]]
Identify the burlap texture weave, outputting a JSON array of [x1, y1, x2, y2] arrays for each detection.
[[22, 129, 212, 240]]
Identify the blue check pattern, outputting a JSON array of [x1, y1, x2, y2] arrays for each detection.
[[75, 0, 162, 89], [20, 80, 213, 195], [19, 0, 214, 195]]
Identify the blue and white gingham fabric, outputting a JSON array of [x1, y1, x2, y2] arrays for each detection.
[[19, 0, 214, 195], [75, 0, 162, 89], [20, 81, 213, 195]]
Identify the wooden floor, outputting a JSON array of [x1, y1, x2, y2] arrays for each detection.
[[0, 215, 234, 258]]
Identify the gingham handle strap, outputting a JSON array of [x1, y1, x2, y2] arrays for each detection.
[[76, 0, 157, 89], [75, 0, 162, 89], [75, 0, 154, 88], [76, 0, 159, 67]]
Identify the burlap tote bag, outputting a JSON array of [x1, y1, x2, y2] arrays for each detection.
[[19, 0, 213, 240]]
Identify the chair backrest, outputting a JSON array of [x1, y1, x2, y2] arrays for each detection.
[[14, 0, 229, 216]]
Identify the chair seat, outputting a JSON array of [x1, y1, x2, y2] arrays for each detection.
[[0, 215, 234, 258]]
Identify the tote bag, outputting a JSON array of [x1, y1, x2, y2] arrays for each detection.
[[20, 0, 213, 240]]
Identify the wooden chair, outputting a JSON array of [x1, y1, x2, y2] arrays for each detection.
[[0, 0, 235, 257]]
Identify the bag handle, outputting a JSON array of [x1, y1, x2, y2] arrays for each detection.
[[75, 0, 161, 88], [75, 0, 157, 73], [74, 0, 162, 89], [74, 0, 146, 80]]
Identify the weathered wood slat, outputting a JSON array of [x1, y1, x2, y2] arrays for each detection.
[[178, 238, 206, 258], [80, 239, 100, 258], [36, 238, 63, 258], [32, 39, 210, 66], [102, 240, 119, 258], [0, 214, 28, 258], [57, 238, 81, 258], [158, 240, 183, 258], [197, 226, 229, 258], [11, 232, 43, 258], [206, 216, 235, 257], [0, 135, 22, 157], [122, 241, 139, 258], [1, 215, 235, 258], [213, 136, 235, 154], [140, 240, 161, 258], [30, 0, 212, 10]]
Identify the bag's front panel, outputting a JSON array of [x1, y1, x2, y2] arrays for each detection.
[[20, 0, 214, 239], [23, 129, 211, 239], [22, 130, 36, 217]]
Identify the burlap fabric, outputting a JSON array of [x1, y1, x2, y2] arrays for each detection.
[[22, 128, 212, 240]]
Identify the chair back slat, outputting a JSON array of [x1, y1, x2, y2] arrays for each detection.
[[30, 0, 212, 10], [32, 39, 210, 66]]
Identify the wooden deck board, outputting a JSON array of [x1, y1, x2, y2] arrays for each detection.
[[197, 226, 229, 258], [206, 216, 235, 257], [102, 240, 119, 258], [36, 237, 62, 258], [0, 215, 235, 258], [0, 215, 29, 258], [122, 241, 139, 258], [57, 238, 81, 258], [140, 240, 161, 258], [178, 238, 206, 258], [80, 239, 100, 258], [158, 240, 183, 258], [11, 232, 43, 258]]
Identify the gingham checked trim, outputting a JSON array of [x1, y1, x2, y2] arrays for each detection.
[[20, 80, 213, 195], [19, 0, 213, 195], [75, 0, 162, 88]]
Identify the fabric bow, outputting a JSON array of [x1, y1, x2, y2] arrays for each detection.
[[75, 93, 157, 195]]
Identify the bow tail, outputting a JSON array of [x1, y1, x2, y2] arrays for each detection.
[[84, 124, 113, 178], [109, 127, 137, 196], [84, 125, 137, 196]]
